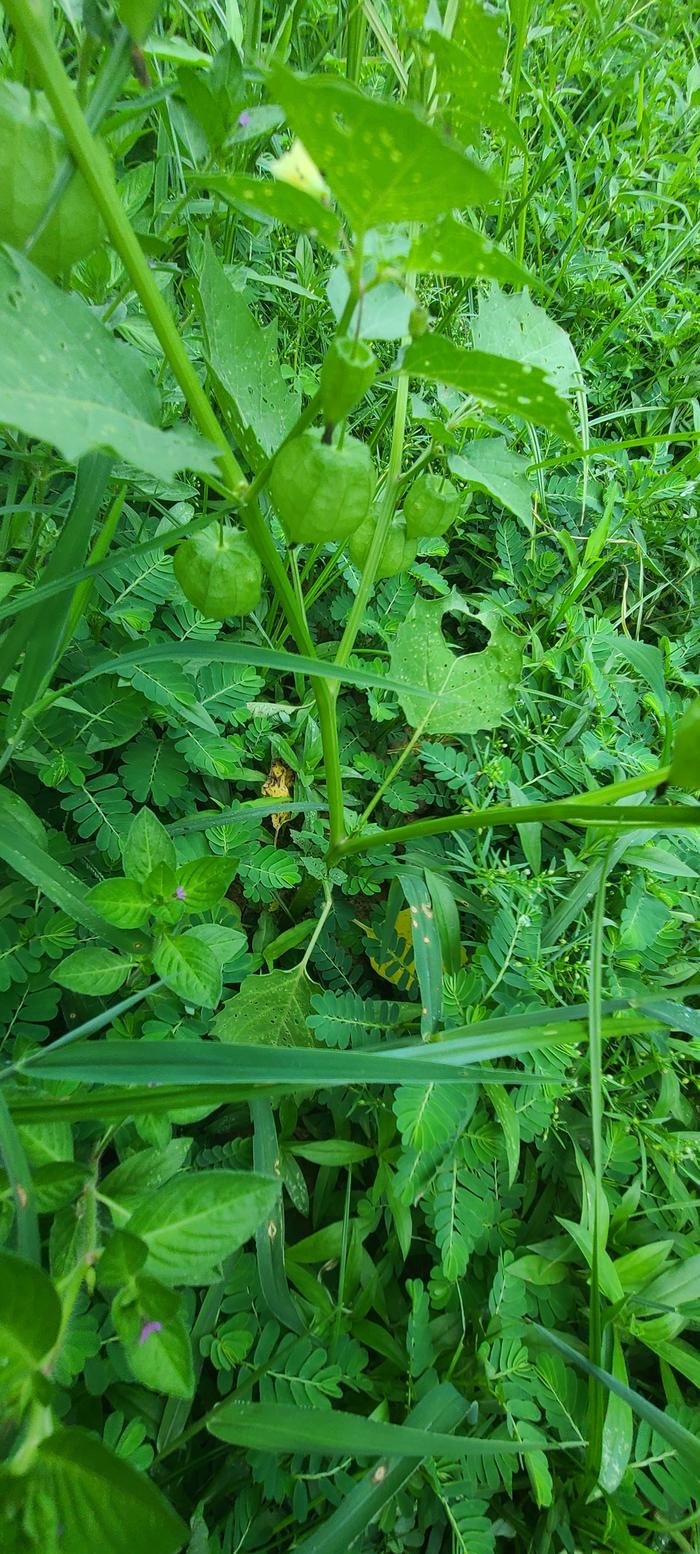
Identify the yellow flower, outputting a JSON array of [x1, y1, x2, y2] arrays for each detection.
[[271, 138, 328, 200]]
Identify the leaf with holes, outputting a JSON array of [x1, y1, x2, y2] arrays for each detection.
[[473, 285, 583, 400], [389, 594, 522, 735], [213, 967, 316, 1046]]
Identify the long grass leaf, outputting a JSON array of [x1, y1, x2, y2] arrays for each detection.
[[0, 1087, 40, 1263], [0, 821, 134, 948], [207, 1396, 549, 1458], [532, 1323, 700, 1474]]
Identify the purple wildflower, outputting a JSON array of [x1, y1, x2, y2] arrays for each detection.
[[139, 1320, 163, 1345], [238, 110, 251, 128], [174, 885, 187, 900]]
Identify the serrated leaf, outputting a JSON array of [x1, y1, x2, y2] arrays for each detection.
[[473, 286, 583, 400], [268, 65, 498, 232], [52, 947, 134, 996], [86, 878, 150, 929], [0, 250, 218, 481], [113, 1275, 194, 1398], [390, 595, 522, 734], [213, 967, 316, 1046], [126, 1169, 278, 1283], [0, 1250, 61, 1404], [123, 808, 176, 884], [13, 1428, 186, 1554], [175, 857, 235, 910]]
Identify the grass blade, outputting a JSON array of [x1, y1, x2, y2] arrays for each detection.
[[207, 1396, 548, 1459], [0, 1087, 40, 1263], [531, 1323, 700, 1475], [0, 821, 133, 948], [251, 1098, 305, 1334]]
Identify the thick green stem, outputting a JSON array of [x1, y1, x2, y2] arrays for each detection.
[[4, 0, 350, 848], [329, 796, 699, 865], [333, 321, 411, 677]]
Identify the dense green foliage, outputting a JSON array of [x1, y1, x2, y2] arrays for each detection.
[[1, 1, 700, 1551]]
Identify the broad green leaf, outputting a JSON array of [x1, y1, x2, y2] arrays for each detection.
[[401, 337, 577, 442], [100, 1139, 193, 1212], [98, 1229, 148, 1287], [207, 1397, 547, 1457], [473, 285, 583, 400], [202, 173, 343, 249], [199, 240, 299, 469], [642, 1252, 700, 1310], [175, 857, 235, 911], [116, 0, 161, 42], [0, 249, 218, 481], [52, 947, 134, 996], [423, 25, 519, 143], [268, 65, 498, 232], [0, 1250, 61, 1402], [122, 808, 176, 884], [450, 437, 534, 531], [10, 1427, 186, 1554], [152, 932, 222, 1007], [126, 1169, 278, 1283], [599, 1330, 633, 1495], [178, 41, 243, 148], [213, 967, 316, 1046], [408, 216, 532, 286], [389, 595, 523, 735], [113, 1275, 194, 1398], [86, 878, 151, 929]]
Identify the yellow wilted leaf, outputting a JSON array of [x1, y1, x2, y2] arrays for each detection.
[[365, 907, 416, 992], [262, 759, 294, 837]]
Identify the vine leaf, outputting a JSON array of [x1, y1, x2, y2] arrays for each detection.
[[389, 594, 522, 735]]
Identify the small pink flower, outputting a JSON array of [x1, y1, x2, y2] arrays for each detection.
[[174, 885, 187, 900], [139, 1321, 163, 1345], [238, 110, 251, 127]]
